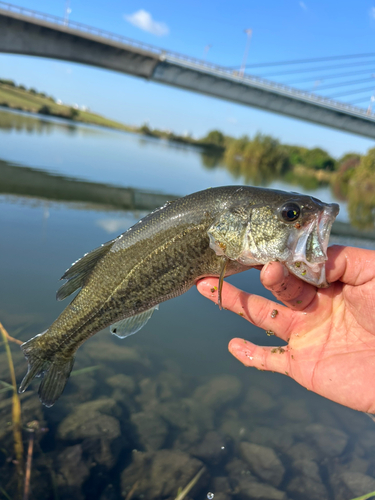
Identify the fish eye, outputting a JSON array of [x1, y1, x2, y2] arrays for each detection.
[[280, 202, 300, 222]]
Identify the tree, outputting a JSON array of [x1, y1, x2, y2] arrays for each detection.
[[69, 107, 80, 119], [38, 105, 51, 115], [202, 130, 225, 147], [303, 147, 336, 171]]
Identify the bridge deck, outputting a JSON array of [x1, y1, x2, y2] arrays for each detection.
[[1, 1, 375, 138]]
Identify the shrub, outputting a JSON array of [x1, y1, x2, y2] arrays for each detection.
[[69, 107, 80, 119], [38, 105, 51, 115]]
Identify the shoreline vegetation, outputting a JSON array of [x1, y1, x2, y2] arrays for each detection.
[[1, 78, 374, 230]]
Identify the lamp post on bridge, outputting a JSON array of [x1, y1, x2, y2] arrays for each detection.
[[203, 44, 212, 62], [239, 28, 252, 77], [64, 0, 72, 26]]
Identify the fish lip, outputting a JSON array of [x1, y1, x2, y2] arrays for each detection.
[[287, 201, 339, 287], [292, 202, 339, 267], [317, 203, 340, 260]]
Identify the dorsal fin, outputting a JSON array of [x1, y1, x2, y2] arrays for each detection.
[[56, 239, 115, 301]]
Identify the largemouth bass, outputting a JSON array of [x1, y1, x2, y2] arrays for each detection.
[[19, 186, 339, 406]]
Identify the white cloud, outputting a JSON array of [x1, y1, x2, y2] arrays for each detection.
[[124, 10, 169, 36], [370, 7, 375, 19], [96, 218, 133, 234], [299, 1, 307, 10]]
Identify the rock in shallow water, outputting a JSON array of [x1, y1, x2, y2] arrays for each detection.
[[130, 411, 168, 451], [330, 471, 375, 500], [285, 459, 328, 500], [235, 480, 288, 500], [193, 375, 242, 410], [55, 444, 90, 500], [57, 403, 121, 442], [304, 424, 348, 458], [225, 458, 287, 500], [106, 374, 136, 394], [189, 431, 230, 465], [239, 442, 285, 487], [247, 426, 294, 453], [57, 397, 123, 468], [121, 449, 206, 500]]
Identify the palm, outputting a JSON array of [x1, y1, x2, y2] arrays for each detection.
[[197, 246, 375, 413]]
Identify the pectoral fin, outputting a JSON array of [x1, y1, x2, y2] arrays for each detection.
[[110, 305, 159, 339]]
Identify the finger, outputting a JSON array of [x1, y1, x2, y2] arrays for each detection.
[[326, 245, 375, 286], [197, 278, 295, 342], [260, 261, 317, 310], [229, 338, 292, 376]]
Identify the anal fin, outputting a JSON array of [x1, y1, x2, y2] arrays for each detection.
[[110, 305, 159, 339]]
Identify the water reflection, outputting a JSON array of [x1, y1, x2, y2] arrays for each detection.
[[0, 107, 111, 138], [0, 158, 176, 211]]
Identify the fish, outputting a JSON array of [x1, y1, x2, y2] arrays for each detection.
[[18, 185, 339, 407]]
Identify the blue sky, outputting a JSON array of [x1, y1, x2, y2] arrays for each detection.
[[1, 0, 375, 157]]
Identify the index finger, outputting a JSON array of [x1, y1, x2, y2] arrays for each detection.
[[196, 278, 296, 342]]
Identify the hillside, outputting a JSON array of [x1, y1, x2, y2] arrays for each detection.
[[0, 80, 134, 132]]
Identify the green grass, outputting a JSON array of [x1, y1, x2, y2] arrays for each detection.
[[0, 84, 134, 132]]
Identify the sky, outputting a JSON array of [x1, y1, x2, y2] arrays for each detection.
[[1, 0, 375, 157]]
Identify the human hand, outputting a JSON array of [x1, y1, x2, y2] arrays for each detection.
[[197, 245, 375, 413]]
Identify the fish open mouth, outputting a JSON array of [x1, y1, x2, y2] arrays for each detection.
[[287, 202, 339, 287]]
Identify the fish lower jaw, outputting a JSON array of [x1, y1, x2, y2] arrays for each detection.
[[292, 256, 325, 274]]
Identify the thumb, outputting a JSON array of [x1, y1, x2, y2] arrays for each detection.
[[229, 338, 292, 376]]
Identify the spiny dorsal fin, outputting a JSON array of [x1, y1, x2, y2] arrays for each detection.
[[110, 305, 159, 339], [57, 239, 115, 301]]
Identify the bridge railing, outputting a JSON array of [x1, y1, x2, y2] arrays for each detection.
[[1, 0, 374, 120]]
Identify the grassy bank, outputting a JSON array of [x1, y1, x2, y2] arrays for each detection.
[[0, 81, 134, 132]]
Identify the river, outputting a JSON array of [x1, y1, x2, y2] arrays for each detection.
[[0, 107, 375, 500]]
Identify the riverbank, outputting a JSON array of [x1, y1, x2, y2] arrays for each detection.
[[0, 81, 135, 132]]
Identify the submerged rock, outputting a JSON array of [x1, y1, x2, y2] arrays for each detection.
[[189, 431, 230, 465], [279, 398, 313, 423], [286, 459, 328, 500], [57, 397, 123, 468], [220, 416, 250, 443], [106, 374, 136, 394], [235, 480, 287, 500], [121, 449, 206, 500], [225, 458, 286, 500], [247, 426, 294, 453], [99, 484, 117, 500], [241, 386, 278, 414], [304, 424, 348, 458], [239, 442, 285, 487], [58, 409, 121, 441], [130, 411, 168, 451], [55, 444, 90, 500], [84, 341, 149, 367], [330, 471, 375, 500], [193, 375, 242, 410], [284, 441, 319, 462]]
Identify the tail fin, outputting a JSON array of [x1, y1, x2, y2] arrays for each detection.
[[19, 333, 75, 407]]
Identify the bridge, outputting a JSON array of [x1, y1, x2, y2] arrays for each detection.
[[1, 1, 375, 139]]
